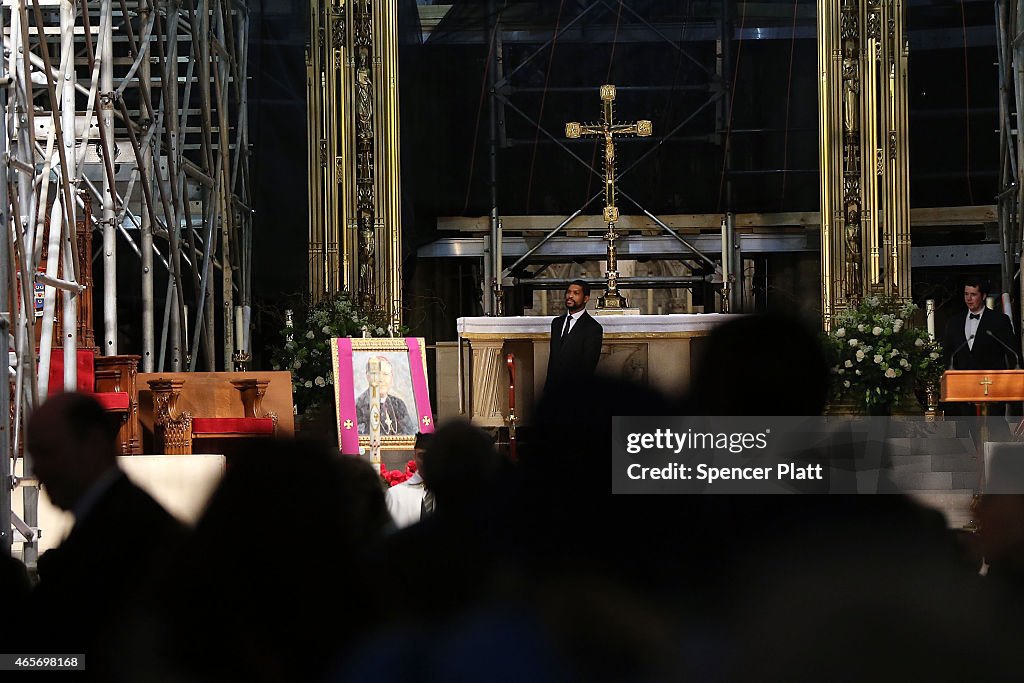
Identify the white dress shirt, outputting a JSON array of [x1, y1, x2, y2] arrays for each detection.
[[965, 308, 984, 350], [563, 309, 586, 336]]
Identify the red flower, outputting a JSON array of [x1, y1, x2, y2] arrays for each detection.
[[380, 465, 412, 487]]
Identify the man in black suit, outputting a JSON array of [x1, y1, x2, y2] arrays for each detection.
[[942, 278, 1018, 439], [546, 280, 604, 390], [27, 393, 185, 660]]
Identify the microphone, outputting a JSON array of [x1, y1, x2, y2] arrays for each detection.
[[949, 335, 975, 370], [985, 329, 1021, 369]]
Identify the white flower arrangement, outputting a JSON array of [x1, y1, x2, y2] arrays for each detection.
[[271, 291, 397, 415], [826, 296, 945, 413]]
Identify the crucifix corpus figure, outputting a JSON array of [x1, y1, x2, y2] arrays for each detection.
[[566, 84, 652, 309]]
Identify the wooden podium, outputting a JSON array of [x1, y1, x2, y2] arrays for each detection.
[[941, 370, 1024, 501], [940, 369, 1024, 404]]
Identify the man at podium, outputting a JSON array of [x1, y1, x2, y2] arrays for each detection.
[[942, 277, 1018, 439]]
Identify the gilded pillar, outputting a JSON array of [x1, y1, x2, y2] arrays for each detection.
[[818, 0, 910, 329], [308, 0, 402, 328]]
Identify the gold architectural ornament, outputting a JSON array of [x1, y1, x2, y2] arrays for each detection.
[[307, 0, 403, 328], [817, 0, 910, 330], [149, 378, 193, 455], [565, 84, 652, 309]]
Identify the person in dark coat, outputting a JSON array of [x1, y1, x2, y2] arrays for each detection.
[[942, 278, 1018, 439], [26, 393, 185, 659], [943, 278, 1018, 372], [545, 280, 604, 390]]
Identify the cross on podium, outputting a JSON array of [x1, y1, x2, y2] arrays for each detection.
[[566, 84, 652, 309]]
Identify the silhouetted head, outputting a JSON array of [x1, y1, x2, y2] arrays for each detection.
[[27, 393, 119, 510], [413, 431, 434, 470], [420, 421, 501, 511], [689, 313, 828, 415], [526, 374, 676, 490], [165, 439, 390, 680]]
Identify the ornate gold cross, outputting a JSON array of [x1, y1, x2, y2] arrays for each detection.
[[980, 376, 993, 396], [566, 84, 652, 309]]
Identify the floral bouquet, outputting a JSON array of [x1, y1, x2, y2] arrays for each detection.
[[824, 296, 945, 413], [270, 291, 388, 414]]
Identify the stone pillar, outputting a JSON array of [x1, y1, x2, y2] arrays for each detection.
[[307, 0, 403, 329], [818, 0, 911, 329]]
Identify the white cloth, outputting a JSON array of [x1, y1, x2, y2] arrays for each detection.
[[385, 471, 425, 529], [965, 308, 984, 350]]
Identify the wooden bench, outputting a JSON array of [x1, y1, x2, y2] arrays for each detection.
[[138, 371, 295, 455], [47, 349, 142, 455]]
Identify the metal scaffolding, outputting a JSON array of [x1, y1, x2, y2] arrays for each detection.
[[996, 0, 1024, 346], [2, 0, 251, 561]]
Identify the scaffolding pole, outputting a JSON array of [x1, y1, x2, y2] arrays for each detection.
[[3, 0, 252, 563], [996, 0, 1024, 345]]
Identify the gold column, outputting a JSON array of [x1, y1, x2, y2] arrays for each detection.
[[817, 0, 910, 329], [375, 0, 403, 331], [308, 0, 402, 326], [307, 0, 349, 300]]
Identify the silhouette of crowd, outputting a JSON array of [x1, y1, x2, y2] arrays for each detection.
[[5, 313, 1024, 680]]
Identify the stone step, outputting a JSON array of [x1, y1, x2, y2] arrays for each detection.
[[885, 454, 976, 474], [884, 436, 976, 457], [888, 471, 979, 491], [883, 420, 961, 438], [907, 491, 976, 529]]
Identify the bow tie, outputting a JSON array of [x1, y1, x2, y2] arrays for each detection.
[[969, 313, 981, 320]]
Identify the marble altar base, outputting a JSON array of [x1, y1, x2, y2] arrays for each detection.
[[449, 314, 742, 427]]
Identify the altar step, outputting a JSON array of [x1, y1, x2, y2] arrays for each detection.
[[880, 422, 979, 528]]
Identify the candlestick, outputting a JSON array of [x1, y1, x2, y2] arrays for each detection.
[[234, 306, 244, 352], [925, 299, 935, 340]]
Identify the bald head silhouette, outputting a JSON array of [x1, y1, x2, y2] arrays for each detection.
[[27, 393, 119, 511]]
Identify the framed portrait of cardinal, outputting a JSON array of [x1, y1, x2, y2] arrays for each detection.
[[331, 337, 434, 454]]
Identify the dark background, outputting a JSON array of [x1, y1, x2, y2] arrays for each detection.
[[243, 0, 1002, 354]]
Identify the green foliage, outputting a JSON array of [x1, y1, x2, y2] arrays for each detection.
[[270, 292, 388, 414], [824, 296, 945, 412]]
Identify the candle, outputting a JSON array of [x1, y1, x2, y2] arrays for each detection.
[[243, 305, 251, 353], [234, 306, 244, 352], [182, 304, 189, 349], [925, 299, 935, 340], [721, 225, 729, 287]]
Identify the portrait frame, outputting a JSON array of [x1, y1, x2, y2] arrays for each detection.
[[331, 337, 434, 454]]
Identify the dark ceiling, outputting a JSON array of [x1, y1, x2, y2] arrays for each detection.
[[248, 0, 1001, 300]]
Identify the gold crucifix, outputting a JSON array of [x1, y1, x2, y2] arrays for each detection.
[[980, 376, 993, 396], [566, 84, 652, 309]]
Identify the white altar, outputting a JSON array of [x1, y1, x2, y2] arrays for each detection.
[[449, 314, 741, 427]]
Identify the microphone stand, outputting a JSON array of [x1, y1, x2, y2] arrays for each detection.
[[985, 329, 1022, 369]]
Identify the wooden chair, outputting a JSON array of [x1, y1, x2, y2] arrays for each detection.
[[47, 349, 142, 455], [149, 377, 277, 455]]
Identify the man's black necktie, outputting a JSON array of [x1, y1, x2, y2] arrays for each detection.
[[562, 314, 572, 338], [970, 313, 981, 320]]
